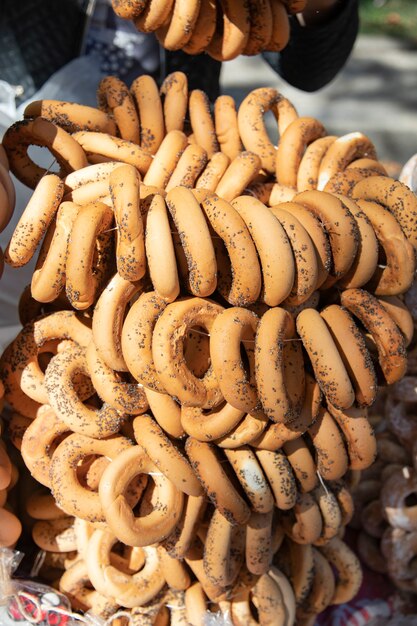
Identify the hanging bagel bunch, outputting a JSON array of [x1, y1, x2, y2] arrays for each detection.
[[111, 0, 302, 60], [1, 67, 417, 626], [349, 279, 417, 599], [0, 144, 22, 550]]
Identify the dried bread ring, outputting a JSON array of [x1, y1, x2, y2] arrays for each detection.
[[299, 548, 335, 618], [317, 132, 377, 190], [153, 297, 224, 407], [121, 291, 167, 392], [252, 374, 321, 451], [24, 100, 116, 134], [245, 510, 273, 575], [64, 161, 121, 191], [224, 446, 274, 513], [166, 144, 208, 191], [294, 190, 359, 287], [237, 88, 298, 174], [231, 570, 288, 626], [185, 438, 250, 525], [163, 494, 207, 558], [73, 131, 152, 174], [0, 311, 92, 415], [379, 295, 414, 347], [133, 414, 202, 496], [232, 195, 294, 306], [266, 0, 290, 52], [283, 495, 322, 545], [296, 308, 355, 410], [86, 341, 148, 415], [380, 468, 417, 531], [32, 517, 77, 552], [160, 72, 188, 133], [134, 0, 175, 32], [97, 76, 140, 143], [189, 90, 219, 159], [276, 117, 326, 188], [199, 192, 261, 305], [276, 201, 331, 289], [312, 485, 343, 546], [320, 304, 377, 407], [158, 545, 191, 591], [244, 0, 273, 56], [318, 537, 363, 604], [111, 0, 148, 19], [215, 411, 269, 449], [87, 528, 165, 607], [214, 95, 243, 161], [255, 307, 304, 423], [308, 407, 349, 481], [255, 449, 297, 510], [356, 198, 415, 295], [145, 194, 180, 302], [5, 174, 64, 267], [204, 508, 245, 586], [93, 272, 144, 373], [206, 0, 250, 61], [31, 201, 80, 303], [181, 402, 245, 442], [50, 432, 133, 522], [20, 407, 69, 487], [110, 164, 146, 282], [45, 344, 125, 438], [341, 288, 407, 385], [65, 200, 114, 310], [156, 0, 201, 50], [283, 438, 318, 494], [166, 186, 217, 297], [183, 0, 217, 53], [215, 151, 262, 202], [143, 130, 188, 187], [131, 75, 165, 154], [332, 195, 379, 290], [353, 175, 417, 252], [99, 445, 184, 546], [327, 405, 375, 471], [59, 559, 119, 617], [210, 307, 259, 413], [196, 152, 230, 191], [145, 388, 184, 439], [270, 207, 318, 306], [297, 135, 337, 191]]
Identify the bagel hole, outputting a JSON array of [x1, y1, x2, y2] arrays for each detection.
[[76, 454, 110, 491], [249, 596, 260, 622], [109, 542, 146, 575], [184, 326, 211, 378], [264, 110, 279, 148], [404, 493, 417, 508], [27, 145, 60, 173]]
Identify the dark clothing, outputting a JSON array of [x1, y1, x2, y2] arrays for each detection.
[[265, 0, 360, 91], [0, 0, 359, 105]]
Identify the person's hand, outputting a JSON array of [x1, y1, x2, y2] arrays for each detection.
[[300, 0, 345, 25]]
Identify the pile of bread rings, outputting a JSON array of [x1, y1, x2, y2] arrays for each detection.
[[0, 145, 21, 550], [351, 279, 417, 596], [1, 70, 417, 624], [111, 0, 302, 59]]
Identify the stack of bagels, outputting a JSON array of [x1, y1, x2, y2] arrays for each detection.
[[111, 0, 302, 59], [0, 71, 416, 625]]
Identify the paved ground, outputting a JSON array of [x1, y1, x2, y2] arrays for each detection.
[[220, 35, 417, 168]]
